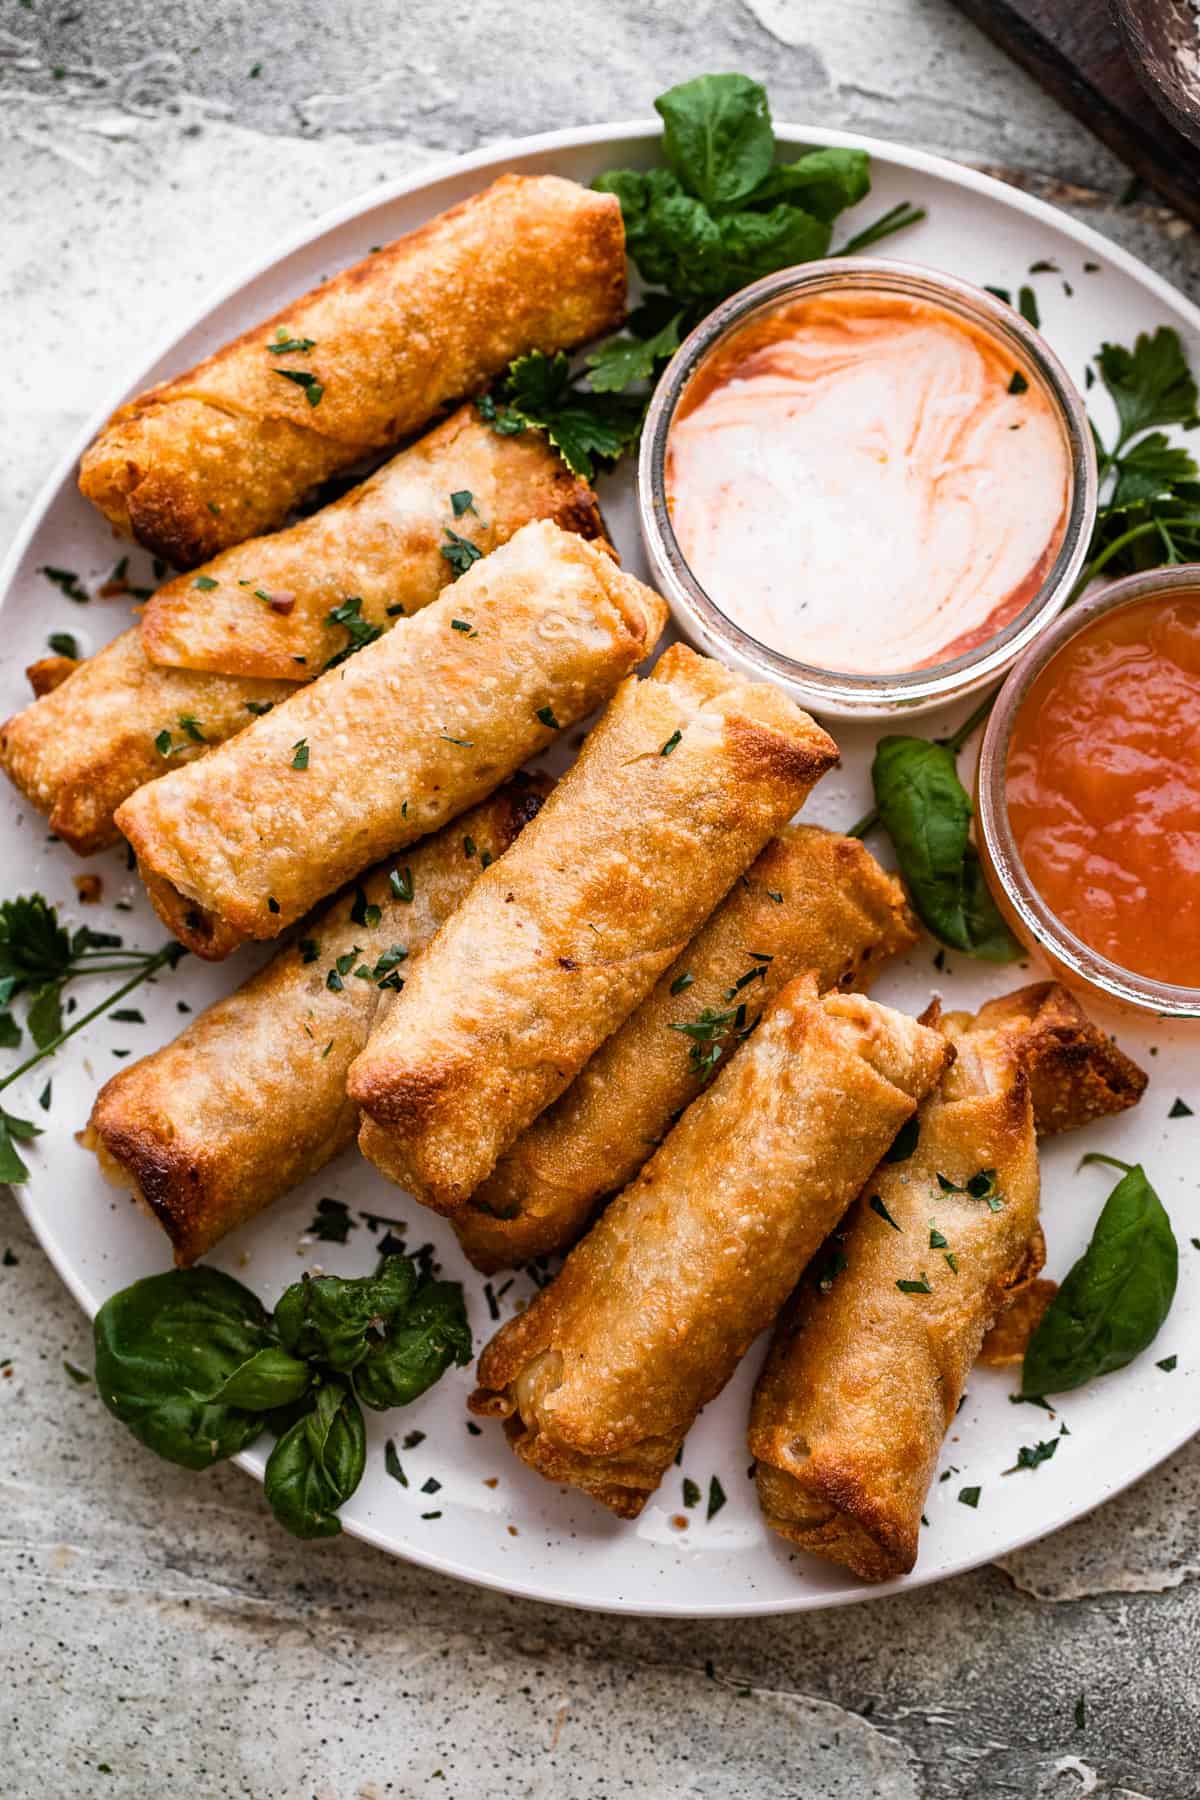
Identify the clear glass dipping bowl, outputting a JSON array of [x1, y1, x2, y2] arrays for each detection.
[[637, 258, 1098, 721], [976, 565, 1200, 1019]]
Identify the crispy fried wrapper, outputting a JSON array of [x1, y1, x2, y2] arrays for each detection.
[[115, 523, 665, 958], [350, 645, 839, 1214], [947, 980, 1147, 1134], [138, 405, 605, 680], [453, 826, 917, 1272], [84, 780, 549, 1266], [0, 630, 292, 854], [468, 980, 953, 1519], [749, 980, 1147, 1583], [78, 175, 626, 567]]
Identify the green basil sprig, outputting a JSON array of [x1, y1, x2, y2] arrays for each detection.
[[870, 737, 1020, 961], [93, 1254, 471, 1537], [1021, 1155, 1178, 1397]]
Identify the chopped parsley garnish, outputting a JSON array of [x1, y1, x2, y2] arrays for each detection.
[[945, 1251, 959, 1274], [669, 971, 694, 995], [326, 947, 361, 992], [706, 1475, 727, 1521], [371, 945, 407, 989], [958, 1485, 981, 1508], [682, 1477, 701, 1508], [450, 619, 474, 633], [324, 596, 382, 668], [268, 330, 316, 353], [463, 836, 476, 859], [178, 714, 206, 743], [1003, 1438, 1059, 1475], [938, 1168, 1003, 1209], [385, 1440, 408, 1485], [725, 963, 766, 997], [1008, 370, 1029, 395], [245, 699, 274, 716], [660, 730, 682, 756], [299, 938, 319, 963], [929, 1226, 948, 1248], [896, 1274, 932, 1295], [303, 1196, 355, 1243], [869, 1194, 902, 1231], [1018, 286, 1040, 328], [110, 1009, 144, 1023], [1168, 1097, 1193, 1118], [390, 867, 414, 903], [193, 574, 219, 590], [670, 1003, 747, 1084], [274, 367, 324, 406], [439, 733, 473, 747], [291, 739, 309, 770], [440, 528, 483, 577], [349, 887, 381, 928], [154, 729, 175, 757], [41, 565, 89, 603], [266, 896, 280, 914], [450, 489, 476, 516], [536, 705, 561, 730], [1157, 1354, 1178, 1372], [46, 632, 79, 658], [885, 1119, 921, 1164]]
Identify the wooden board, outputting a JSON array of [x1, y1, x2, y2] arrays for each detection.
[[949, 0, 1200, 227]]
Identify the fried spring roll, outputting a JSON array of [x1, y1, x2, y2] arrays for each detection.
[[349, 645, 840, 1213], [138, 405, 604, 681], [115, 522, 665, 959], [749, 1007, 1042, 1580], [78, 175, 625, 567], [453, 826, 918, 1272], [952, 980, 1148, 1133], [84, 780, 549, 1267], [0, 630, 292, 854], [469, 980, 953, 1518]]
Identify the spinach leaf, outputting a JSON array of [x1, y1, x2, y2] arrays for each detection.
[[1022, 1156, 1178, 1396], [656, 72, 775, 210], [746, 146, 870, 219], [274, 1255, 419, 1373], [94, 1268, 278, 1469], [353, 1278, 472, 1411], [871, 736, 1020, 961], [263, 1379, 366, 1539]]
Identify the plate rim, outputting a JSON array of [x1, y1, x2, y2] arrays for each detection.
[[7, 117, 1199, 1617]]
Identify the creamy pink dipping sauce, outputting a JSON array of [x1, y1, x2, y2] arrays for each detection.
[[666, 291, 1071, 675]]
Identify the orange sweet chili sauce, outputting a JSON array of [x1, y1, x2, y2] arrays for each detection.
[[1006, 592, 1200, 986]]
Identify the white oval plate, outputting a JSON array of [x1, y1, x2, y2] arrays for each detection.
[[4, 122, 1199, 1617]]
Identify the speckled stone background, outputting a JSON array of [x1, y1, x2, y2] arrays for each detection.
[[2, 4, 1200, 1796]]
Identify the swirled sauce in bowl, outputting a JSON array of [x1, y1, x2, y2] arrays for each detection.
[[665, 291, 1072, 676]]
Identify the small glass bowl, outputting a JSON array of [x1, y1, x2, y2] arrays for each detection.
[[637, 258, 1098, 720], [976, 565, 1200, 1019]]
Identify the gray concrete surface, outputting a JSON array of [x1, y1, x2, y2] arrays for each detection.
[[2, 3, 1199, 1795]]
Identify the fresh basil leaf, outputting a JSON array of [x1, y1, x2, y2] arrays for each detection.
[[353, 1277, 472, 1411], [93, 1268, 276, 1469], [1097, 328, 1200, 444], [26, 979, 63, 1049], [655, 72, 774, 210], [0, 1116, 31, 1183], [1111, 432, 1199, 507], [872, 736, 1021, 961], [1022, 1157, 1178, 1396], [745, 146, 870, 219], [263, 1378, 365, 1539], [205, 1345, 311, 1410], [274, 1255, 419, 1373]]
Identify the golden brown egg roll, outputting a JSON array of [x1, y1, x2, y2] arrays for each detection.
[[0, 630, 292, 855], [349, 645, 840, 1214], [84, 780, 549, 1267], [78, 175, 625, 567], [468, 979, 953, 1518], [749, 1007, 1043, 1580], [453, 826, 918, 1272], [114, 522, 666, 960], [138, 405, 604, 681], [26, 654, 79, 698], [951, 980, 1148, 1134]]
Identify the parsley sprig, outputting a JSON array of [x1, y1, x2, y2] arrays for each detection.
[[0, 895, 185, 1181]]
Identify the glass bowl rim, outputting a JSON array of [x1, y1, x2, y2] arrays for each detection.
[[636, 255, 1099, 719], [977, 563, 1200, 1018]]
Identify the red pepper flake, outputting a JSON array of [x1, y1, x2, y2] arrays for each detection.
[[483, 1477, 499, 1489]]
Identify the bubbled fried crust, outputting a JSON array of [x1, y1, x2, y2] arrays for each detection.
[[468, 983, 951, 1519], [138, 405, 610, 681], [85, 779, 550, 1265], [114, 523, 665, 957], [453, 825, 917, 1273], [969, 981, 1148, 1134], [749, 1021, 1040, 1582], [349, 646, 838, 1213], [78, 176, 626, 566]]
